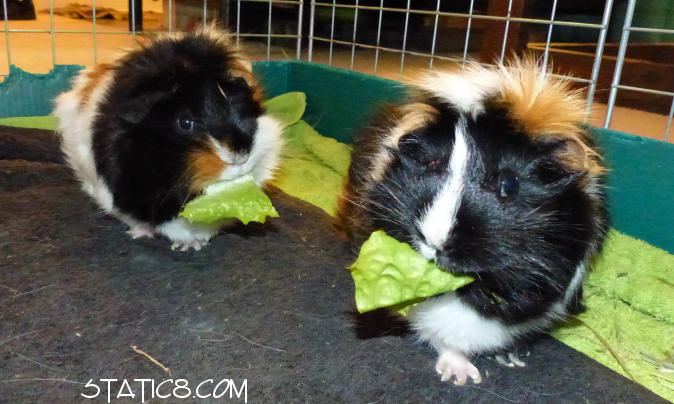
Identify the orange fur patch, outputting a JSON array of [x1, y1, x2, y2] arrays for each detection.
[[390, 103, 440, 143], [79, 63, 113, 106], [229, 59, 263, 103], [369, 102, 439, 183], [494, 58, 603, 174], [187, 147, 227, 193]]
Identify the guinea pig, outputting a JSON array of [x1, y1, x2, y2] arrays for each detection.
[[338, 58, 608, 384], [53, 26, 283, 251]]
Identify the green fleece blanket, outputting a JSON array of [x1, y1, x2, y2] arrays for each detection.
[[3, 97, 673, 401]]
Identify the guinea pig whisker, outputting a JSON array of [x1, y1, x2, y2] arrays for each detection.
[[217, 84, 228, 100], [340, 194, 408, 230]]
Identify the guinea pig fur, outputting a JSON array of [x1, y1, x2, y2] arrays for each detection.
[[53, 26, 283, 251], [338, 58, 608, 385]]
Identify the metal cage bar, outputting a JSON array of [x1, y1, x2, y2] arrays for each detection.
[[398, 0, 411, 79], [349, 0, 359, 70], [131, 0, 137, 44], [267, 0, 272, 60], [328, 0, 336, 65], [236, 0, 241, 44], [307, 0, 315, 61], [427, 0, 440, 71], [500, 0, 514, 63], [372, 0, 383, 74], [296, 1, 304, 59], [2, 0, 10, 69], [92, 0, 98, 63], [49, 0, 56, 68], [461, 0, 475, 70], [542, 0, 558, 69], [585, 0, 614, 117], [604, 0, 636, 129], [665, 99, 674, 142]]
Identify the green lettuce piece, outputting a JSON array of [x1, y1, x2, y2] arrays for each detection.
[[263, 92, 306, 127], [180, 175, 278, 225], [271, 120, 352, 216], [348, 231, 474, 314]]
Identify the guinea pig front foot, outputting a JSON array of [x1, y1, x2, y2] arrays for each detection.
[[494, 352, 526, 368], [170, 240, 209, 252], [435, 350, 482, 385], [126, 225, 155, 240]]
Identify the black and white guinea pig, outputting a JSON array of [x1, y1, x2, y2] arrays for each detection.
[[53, 26, 283, 251], [339, 58, 608, 384]]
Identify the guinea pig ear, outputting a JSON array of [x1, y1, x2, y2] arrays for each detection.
[[119, 98, 154, 124], [118, 89, 171, 124], [547, 137, 589, 173]]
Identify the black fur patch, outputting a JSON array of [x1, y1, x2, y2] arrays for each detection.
[[92, 32, 262, 225]]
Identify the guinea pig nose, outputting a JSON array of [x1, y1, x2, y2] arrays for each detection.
[[435, 254, 455, 270]]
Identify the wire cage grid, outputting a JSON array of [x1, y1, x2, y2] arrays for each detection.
[[0, 0, 672, 140]]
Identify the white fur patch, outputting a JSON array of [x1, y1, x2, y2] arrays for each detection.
[[418, 67, 501, 117], [408, 292, 514, 354], [53, 69, 116, 213], [417, 120, 469, 251], [416, 241, 437, 260], [410, 262, 588, 358], [249, 114, 283, 185], [564, 262, 585, 304]]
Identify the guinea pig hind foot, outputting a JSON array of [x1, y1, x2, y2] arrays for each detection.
[[156, 217, 220, 252], [493, 352, 526, 368], [435, 349, 482, 385], [126, 225, 155, 240], [170, 239, 209, 252]]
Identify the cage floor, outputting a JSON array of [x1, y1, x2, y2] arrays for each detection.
[[0, 126, 666, 403]]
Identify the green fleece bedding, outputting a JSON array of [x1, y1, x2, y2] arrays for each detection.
[[553, 231, 674, 400], [0, 115, 58, 130], [3, 102, 673, 401]]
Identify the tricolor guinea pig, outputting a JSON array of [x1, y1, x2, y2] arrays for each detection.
[[53, 26, 282, 251], [339, 58, 608, 384]]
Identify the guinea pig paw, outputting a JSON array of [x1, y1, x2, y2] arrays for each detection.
[[494, 352, 526, 368], [170, 240, 208, 252], [435, 350, 482, 385], [126, 225, 155, 240]]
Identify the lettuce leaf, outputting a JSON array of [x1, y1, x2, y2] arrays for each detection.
[[271, 120, 351, 216], [348, 231, 474, 314], [263, 92, 306, 127], [180, 175, 278, 225]]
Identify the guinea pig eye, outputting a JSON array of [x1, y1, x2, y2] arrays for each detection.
[[177, 117, 195, 133], [398, 134, 421, 155], [398, 134, 431, 167], [426, 160, 442, 171], [499, 170, 519, 199]]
